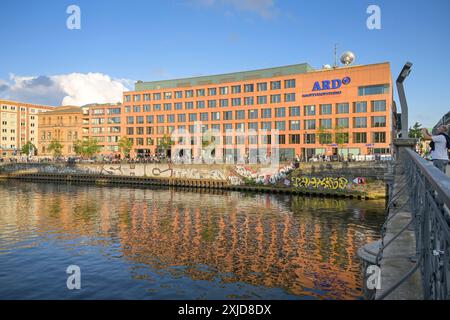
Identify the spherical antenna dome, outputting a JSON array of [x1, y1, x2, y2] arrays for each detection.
[[340, 51, 356, 66]]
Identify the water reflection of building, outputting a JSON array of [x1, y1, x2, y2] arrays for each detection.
[[0, 182, 383, 299]]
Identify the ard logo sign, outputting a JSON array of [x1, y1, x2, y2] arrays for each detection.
[[312, 77, 351, 91]]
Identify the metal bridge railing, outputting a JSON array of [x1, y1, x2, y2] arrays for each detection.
[[404, 148, 450, 299]]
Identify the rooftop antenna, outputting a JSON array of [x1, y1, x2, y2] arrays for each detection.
[[334, 44, 338, 68]]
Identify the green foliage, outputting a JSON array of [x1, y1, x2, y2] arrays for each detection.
[[47, 139, 64, 157], [74, 138, 102, 158], [409, 122, 423, 139], [21, 141, 36, 156], [158, 134, 174, 151], [118, 136, 133, 157]]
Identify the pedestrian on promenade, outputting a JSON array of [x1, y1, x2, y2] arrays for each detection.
[[422, 126, 450, 173]]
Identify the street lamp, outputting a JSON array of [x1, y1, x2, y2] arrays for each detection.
[[396, 62, 413, 138]]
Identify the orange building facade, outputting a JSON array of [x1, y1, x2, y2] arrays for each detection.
[[122, 62, 395, 160]]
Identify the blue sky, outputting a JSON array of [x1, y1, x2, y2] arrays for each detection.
[[0, 0, 449, 128]]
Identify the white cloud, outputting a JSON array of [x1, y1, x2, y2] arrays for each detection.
[[0, 73, 132, 106], [191, 0, 278, 18]]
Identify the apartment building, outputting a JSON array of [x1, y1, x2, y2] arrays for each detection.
[[81, 103, 122, 154], [0, 100, 54, 156]]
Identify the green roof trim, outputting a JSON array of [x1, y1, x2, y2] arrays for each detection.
[[134, 63, 315, 91]]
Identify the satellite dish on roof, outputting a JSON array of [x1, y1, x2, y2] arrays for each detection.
[[340, 51, 356, 66], [322, 64, 332, 70]]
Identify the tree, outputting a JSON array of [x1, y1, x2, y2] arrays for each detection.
[[21, 141, 36, 156], [74, 138, 102, 158], [118, 136, 133, 158], [47, 140, 64, 158], [317, 126, 332, 145], [157, 134, 174, 153], [334, 125, 349, 153], [409, 122, 423, 139]]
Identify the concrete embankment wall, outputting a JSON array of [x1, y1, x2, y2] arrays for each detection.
[[0, 161, 390, 199]]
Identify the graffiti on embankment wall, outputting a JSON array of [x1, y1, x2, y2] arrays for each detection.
[[291, 176, 368, 193]]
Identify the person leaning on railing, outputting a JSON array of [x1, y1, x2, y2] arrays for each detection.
[[422, 125, 450, 174]]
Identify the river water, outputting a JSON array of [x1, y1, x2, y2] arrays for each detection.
[[0, 181, 385, 300]]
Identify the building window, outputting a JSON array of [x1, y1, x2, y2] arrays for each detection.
[[127, 116, 134, 124], [231, 85, 241, 94], [257, 82, 267, 91], [372, 100, 386, 112], [200, 112, 208, 121], [304, 105, 316, 116], [358, 84, 390, 96], [196, 101, 205, 109], [284, 79, 296, 89], [153, 104, 161, 111], [164, 103, 172, 111], [211, 112, 220, 121], [275, 107, 285, 118], [185, 90, 194, 98], [175, 102, 182, 110], [270, 94, 281, 104], [219, 87, 228, 95], [235, 110, 245, 120], [248, 109, 258, 120], [261, 122, 272, 130], [244, 97, 254, 106], [196, 89, 205, 97], [157, 115, 165, 123], [133, 94, 141, 102], [167, 115, 175, 123], [208, 100, 217, 108], [373, 132, 387, 143], [304, 119, 316, 130], [208, 88, 217, 96], [232, 98, 241, 106], [146, 115, 154, 124], [354, 101, 367, 113], [290, 120, 300, 130], [372, 116, 387, 127], [289, 134, 301, 144], [336, 103, 349, 114], [244, 84, 254, 93], [261, 108, 272, 119], [304, 134, 316, 144], [175, 91, 183, 99], [178, 114, 186, 122], [336, 118, 349, 128], [270, 81, 281, 90], [320, 119, 332, 129], [275, 121, 286, 131], [153, 93, 161, 100], [248, 122, 258, 131], [219, 99, 229, 107], [189, 113, 197, 122], [223, 111, 233, 121], [257, 96, 267, 105], [354, 117, 367, 128], [284, 93, 296, 102], [289, 106, 300, 117], [354, 132, 367, 143], [320, 104, 332, 115]]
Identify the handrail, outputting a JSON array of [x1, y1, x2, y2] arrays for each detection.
[[404, 148, 450, 208]]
